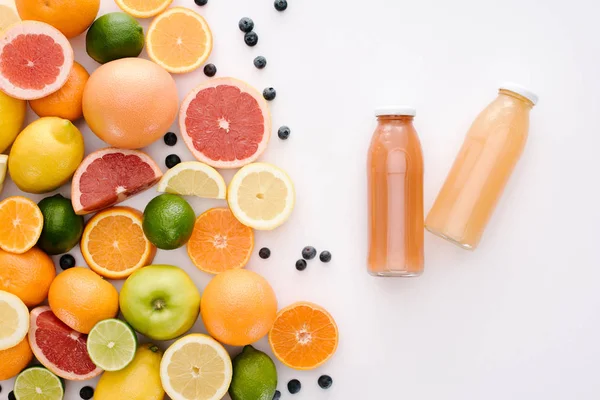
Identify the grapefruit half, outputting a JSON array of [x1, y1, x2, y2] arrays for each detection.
[[28, 306, 102, 381], [0, 21, 73, 100], [71, 148, 163, 215], [180, 77, 271, 169]]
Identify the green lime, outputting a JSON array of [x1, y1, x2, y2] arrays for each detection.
[[87, 319, 138, 372], [14, 366, 64, 400], [229, 345, 278, 400], [86, 12, 145, 64], [142, 194, 195, 250], [37, 194, 84, 255]]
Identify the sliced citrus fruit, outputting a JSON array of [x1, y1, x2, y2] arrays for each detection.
[[14, 366, 64, 400], [0, 21, 74, 100], [0, 196, 43, 254], [187, 208, 254, 274], [115, 0, 173, 18], [269, 301, 339, 370], [81, 207, 156, 280], [87, 319, 137, 371], [0, 154, 7, 193], [0, 2, 20, 33], [71, 148, 163, 215], [227, 163, 295, 230], [0, 290, 29, 350], [147, 7, 213, 74], [160, 334, 232, 400], [29, 306, 102, 380], [180, 78, 271, 169], [158, 161, 226, 199]]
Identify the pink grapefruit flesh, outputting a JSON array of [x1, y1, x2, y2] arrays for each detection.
[[180, 77, 271, 169], [0, 21, 74, 100], [28, 306, 102, 381], [71, 148, 163, 215]]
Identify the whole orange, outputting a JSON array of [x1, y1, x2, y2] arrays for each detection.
[[48, 267, 118, 334], [0, 337, 33, 380], [15, 0, 100, 39], [30, 62, 89, 121], [82, 58, 179, 149], [0, 247, 56, 307], [201, 269, 277, 346]]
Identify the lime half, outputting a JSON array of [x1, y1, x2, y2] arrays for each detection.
[[87, 319, 138, 371], [14, 367, 64, 400]]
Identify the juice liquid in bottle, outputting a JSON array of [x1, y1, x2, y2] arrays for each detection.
[[368, 107, 424, 277], [426, 83, 538, 250]]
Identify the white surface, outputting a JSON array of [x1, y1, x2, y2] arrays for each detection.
[[2, 0, 600, 399]]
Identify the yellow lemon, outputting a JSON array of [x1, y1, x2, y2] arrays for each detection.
[[9, 117, 84, 194], [95, 343, 164, 400], [0, 90, 26, 153], [0, 0, 20, 33]]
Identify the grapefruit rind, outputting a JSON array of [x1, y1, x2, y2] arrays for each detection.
[[28, 306, 103, 381], [147, 7, 213, 74], [0, 21, 74, 100], [179, 77, 271, 169], [71, 148, 163, 215], [227, 163, 295, 230]]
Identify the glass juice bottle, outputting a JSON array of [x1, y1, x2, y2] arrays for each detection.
[[426, 83, 538, 250], [368, 107, 424, 277]]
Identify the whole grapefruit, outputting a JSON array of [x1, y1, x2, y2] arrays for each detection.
[[200, 269, 277, 346], [82, 58, 179, 149]]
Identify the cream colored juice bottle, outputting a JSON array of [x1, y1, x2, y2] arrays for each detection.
[[368, 107, 424, 276], [426, 83, 538, 250]]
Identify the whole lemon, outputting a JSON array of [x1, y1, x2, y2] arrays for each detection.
[[9, 117, 84, 194], [95, 343, 164, 400], [0, 90, 26, 153]]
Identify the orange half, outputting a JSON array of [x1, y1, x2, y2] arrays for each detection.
[[187, 208, 254, 274], [114, 0, 173, 18], [146, 7, 213, 74], [81, 206, 156, 279], [269, 302, 339, 370], [0, 196, 43, 254]]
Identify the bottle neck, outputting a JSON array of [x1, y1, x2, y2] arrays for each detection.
[[498, 89, 534, 109]]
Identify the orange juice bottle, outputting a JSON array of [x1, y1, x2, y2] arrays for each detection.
[[368, 107, 424, 277], [426, 83, 538, 250]]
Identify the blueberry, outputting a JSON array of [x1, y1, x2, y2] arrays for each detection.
[[254, 56, 267, 69], [273, 390, 281, 400], [204, 63, 217, 77], [0, 384, 2, 394], [80, 386, 94, 400], [244, 31, 258, 46], [302, 246, 317, 260], [194, 0, 208, 5], [165, 154, 181, 169], [259, 247, 271, 259], [164, 132, 177, 146], [295, 259, 307, 271], [278, 126, 291, 140], [287, 379, 301, 394], [60, 254, 76, 270], [318, 375, 333, 389], [274, 0, 288, 11], [263, 87, 276, 101], [320, 251, 332, 263], [9, 391, 16, 400], [238, 17, 254, 33]]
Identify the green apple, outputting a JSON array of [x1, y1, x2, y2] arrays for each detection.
[[119, 265, 201, 341]]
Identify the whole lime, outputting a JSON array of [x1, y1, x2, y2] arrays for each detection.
[[86, 12, 144, 64], [229, 345, 278, 400], [37, 194, 84, 255], [142, 194, 195, 250]]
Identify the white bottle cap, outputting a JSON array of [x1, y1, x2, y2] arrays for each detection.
[[500, 82, 538, 105], [375, 106, 416, 117]]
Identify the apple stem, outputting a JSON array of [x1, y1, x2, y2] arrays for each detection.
[[153, 299, 166, 310]]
